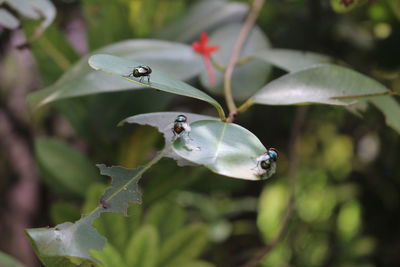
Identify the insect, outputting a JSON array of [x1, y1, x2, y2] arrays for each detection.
[[255, 148, 279, 178], [127, 65, 152, 83], [172, 114, 191, 139]]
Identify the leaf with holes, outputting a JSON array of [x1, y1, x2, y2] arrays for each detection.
[[25, 160, 162, 266]]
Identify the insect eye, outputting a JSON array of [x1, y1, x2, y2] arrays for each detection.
[[268, 148, 278, 161], [260, 160, 270, 170]]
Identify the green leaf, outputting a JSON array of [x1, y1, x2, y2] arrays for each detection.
[[172, 120, 273, 180], [257, 183, 289, 241], [255, 49, 332, 73], [155, 0, 248, 42], [0, 251, 25, 267], [0, 9, 19, 29], [82, 0, 131, 50], [26, 156, 164, 265], [251, 64, 389, 106], [369, 96, 400, 134], [199, 23, 272, 100], [27, 40, 203, 110], [120, 112, 218, 147], [90, 243, 126, 267], [125, 225, 159, 267], [144, 201, 186, 242], [89, 54, 225, 119], [34, 138, 101, 197], [158, 224, 209, 267]]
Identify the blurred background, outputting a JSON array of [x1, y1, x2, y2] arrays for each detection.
[[0, 0, 400, 266]]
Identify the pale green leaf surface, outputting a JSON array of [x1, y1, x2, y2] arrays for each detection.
[[158, 224, 208, 266], [0, 251, 25, 267], [172, 120, 272, 180], [369, 96, 400, 134], [120, 112, 218, 167], [125, 225, 159, 267], [155, 0, 248, 42], [252, 64, 388, 106], [0, 9, 19, 29], [89, 54, 224, 118], [200, 23, 271, 101], [165, 260, 215, 267], [26, 162, 155, 265], [28, 40, 203, 110], [34, 138, 101, 197], [255, 49, 332, 73], [120, 112, 218, 146]]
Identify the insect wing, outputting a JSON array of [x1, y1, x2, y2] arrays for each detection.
[[182, 123, 191, 132]]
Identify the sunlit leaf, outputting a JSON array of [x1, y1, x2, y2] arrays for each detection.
[[199, 23, 271, 100], [172, 120, 273, 180], [254, 49, 332, 73], [27, 40, 203, 110], [155, 0, 248, 42], [252, 64, 389, 106], [89, 54, 225, 119]]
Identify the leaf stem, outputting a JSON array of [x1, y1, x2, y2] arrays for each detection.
[[223, 0, 265, 119], [238, 98, 255, 113]]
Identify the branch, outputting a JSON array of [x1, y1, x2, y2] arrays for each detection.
[[224, 0, 265, 122], [242, 106, 308, 267]]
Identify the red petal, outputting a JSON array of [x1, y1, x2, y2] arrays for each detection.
[[200, 32, 208, 45]]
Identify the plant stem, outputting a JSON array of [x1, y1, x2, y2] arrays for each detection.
[[237, 98, 255, 113], [224, 0, 265, 121]]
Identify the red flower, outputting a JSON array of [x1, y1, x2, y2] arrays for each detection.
[[192, 32, 219, 85]]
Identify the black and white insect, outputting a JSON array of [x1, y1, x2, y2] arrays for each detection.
[[172, 114, 191, 139], [255, 148, 278, 178], [127, 65, 152, 83]]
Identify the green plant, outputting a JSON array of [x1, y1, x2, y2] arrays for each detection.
[[4, 0, 397, 266]]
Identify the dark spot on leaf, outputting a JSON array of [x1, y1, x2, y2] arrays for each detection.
[[100, 199, 111, 209]]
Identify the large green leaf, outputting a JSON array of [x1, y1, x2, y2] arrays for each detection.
[[154, 0, 248, 42], [120, 112, 218, 146], [34, 138, 101, 197], [251, 64, 390, 106], [27, 40, 203, 110], [172, 120, 273, 180], [89, 54, 225, 119], [199, 23, 272, 101], [120, 112, 218, 166], [254, 49, 332, 73], [26, 159, 163, 265]]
